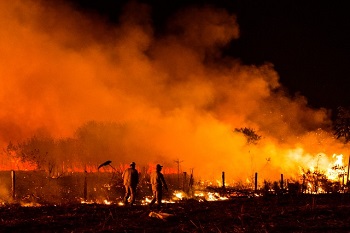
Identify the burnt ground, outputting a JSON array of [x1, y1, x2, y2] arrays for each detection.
[[1, 194, 350, 233]]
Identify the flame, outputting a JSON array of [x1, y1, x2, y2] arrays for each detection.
[[326, 154, 346, 181], [80, 198, 113, 205], [141, 197, 153, 205], [0, 153, 37, 171], [302, 153, 347, 182], [20, 202, 42, 207], [296, 153, 348, 194], [194, 191, 228, 201], [0, 1, 348, 187], [81, 200, 95, 204], [172, 190, 187, 201], [103, 199, 112, 205], [118, 201, 125, 206]]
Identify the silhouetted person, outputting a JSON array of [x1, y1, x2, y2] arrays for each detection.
[[149, 164, 168, 210], [122, 162, 139, 205]]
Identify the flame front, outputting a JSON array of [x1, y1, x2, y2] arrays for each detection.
[[0, 0, 348, 185]]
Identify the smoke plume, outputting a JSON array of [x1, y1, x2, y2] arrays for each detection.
[[0, 0, 344, 183]]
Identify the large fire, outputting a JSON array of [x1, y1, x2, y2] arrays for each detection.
[[0, 0, 349, 206]]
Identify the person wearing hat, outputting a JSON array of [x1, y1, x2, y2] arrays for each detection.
[[122, 162, 139, 205], [149, 164, 168, 210]]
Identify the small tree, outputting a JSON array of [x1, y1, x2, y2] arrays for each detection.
[[235, 127, 262, 190], [234, 127, 261, 145], [334, 106, 350, 143], [334, 106, 350, 186]]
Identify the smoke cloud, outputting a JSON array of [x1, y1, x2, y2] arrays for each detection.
[[0, 0, 344, 183]]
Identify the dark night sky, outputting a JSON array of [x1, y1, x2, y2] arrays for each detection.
[[67, 0, 350, 112]]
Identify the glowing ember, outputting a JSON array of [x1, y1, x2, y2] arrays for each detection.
[[81, 200, 95, 204], [118, 201, 125, 206], [20, 202, 42, 207], [103, 199, 112, 205], [194, 191, 228, 201], [172, 190, 187, 201]]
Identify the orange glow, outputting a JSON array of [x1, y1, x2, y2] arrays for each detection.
[[145, 163, 178, 174], [0, 1, 347, 185], [0, 155, 37, 171]]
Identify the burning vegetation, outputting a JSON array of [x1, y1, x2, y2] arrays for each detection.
[[1, 0, 350, 210]]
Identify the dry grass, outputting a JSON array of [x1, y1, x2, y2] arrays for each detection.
[[1, 194, 350, 232]]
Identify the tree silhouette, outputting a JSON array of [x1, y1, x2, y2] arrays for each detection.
[[234, 127, 262, 190], [334, 106, 350, 143], [234, 127, 261, 145]]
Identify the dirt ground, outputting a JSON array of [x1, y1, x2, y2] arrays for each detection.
[[1, 194, 350, 233]]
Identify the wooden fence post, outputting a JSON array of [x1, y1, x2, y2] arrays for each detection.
[[84, 171, 87, 201], [255, 172, 258, 192], [281, 174, 284, 191], [11, 170, 15, 200], [183, 172, 187, 192]]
